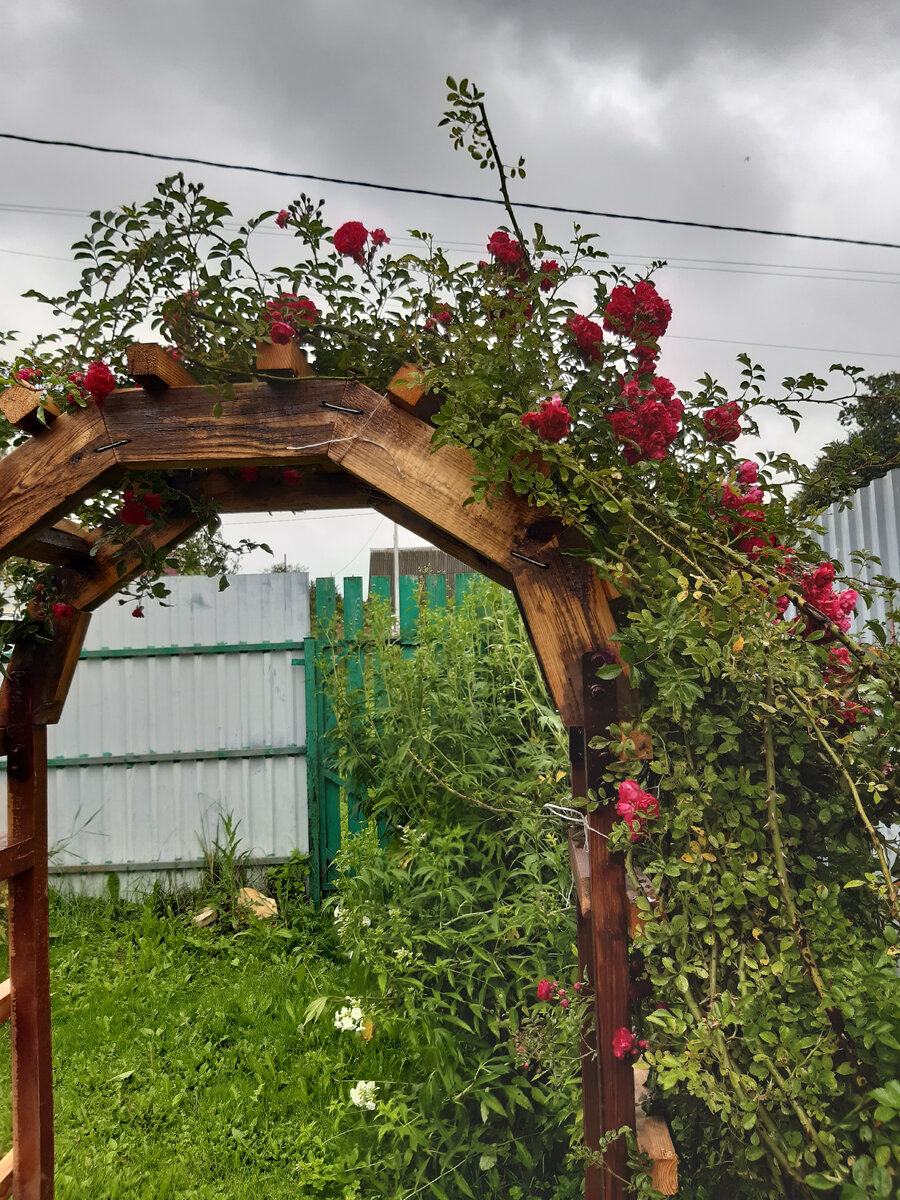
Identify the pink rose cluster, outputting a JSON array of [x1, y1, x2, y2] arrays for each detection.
[[521, 394, 571, 443], [264, 293, 319, 344], [616, 779, 660, 842], [609, 376, 683, 465], [799, 562, 859, 636], [612, 1026, 649, 1062], [536, 977, 581, 1009], [702, 401, 742, 444], [333, 221, 389, 265], [424, 306, 453, 333]]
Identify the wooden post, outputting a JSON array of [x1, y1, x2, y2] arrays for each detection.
[[6, 660, 54, 1199], [581, 652, 635, 1200], [570, 725, 605, 1200]]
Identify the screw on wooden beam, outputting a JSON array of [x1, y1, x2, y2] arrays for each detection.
[[255, 340, 316, 380], [0, 386, 60, 435], [126, 342, 198, 390]]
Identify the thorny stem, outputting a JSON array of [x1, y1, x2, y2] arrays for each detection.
[[406, 749, 509, 815], [786, 685, 898, 914], [679, 984, 805, 1186], [755, 1052, 845, 1176], [476, 101, 531, 270], [762, 678, 862, 1065]]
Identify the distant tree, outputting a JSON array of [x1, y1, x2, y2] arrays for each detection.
[[798, 371, 900, 511]]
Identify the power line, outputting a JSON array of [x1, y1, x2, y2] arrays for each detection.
[[2, 130, 899, 252]]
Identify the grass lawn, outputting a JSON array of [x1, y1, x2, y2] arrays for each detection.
[[0, 888, 391, 1199]]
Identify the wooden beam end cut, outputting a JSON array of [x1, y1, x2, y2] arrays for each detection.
[[0, 385, 61, 434], [256, 341, 316, 380], [126, 343, 198, 390]]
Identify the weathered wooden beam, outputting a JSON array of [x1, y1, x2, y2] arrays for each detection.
[[0, 404, 116, 564], [0, 838, 36, 885], [16, 520, 100, 570], [0, 978, 9, 1026], [634, 1068, 679, 1194], [255, 340, 315, 380], [0, 386, 60, 435], [97, 379, 342, 471], [582, 661, 636, 1200], [0, 611, 91, 731], [201, 468, 372, 514], [368, 493, 513, 589], [126, 343, 198, 390], [60, 516, 200, 614]]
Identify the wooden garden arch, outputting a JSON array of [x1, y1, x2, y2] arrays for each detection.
[[0, 343, 677, 1198]]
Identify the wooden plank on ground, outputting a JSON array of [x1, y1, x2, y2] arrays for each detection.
[[0, 404, 115, 563], [634, 1067, 679, 1194], [126, 343, 198, 390]]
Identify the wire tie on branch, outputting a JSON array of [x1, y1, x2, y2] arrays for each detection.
[[92, 439, 131, 453], [510, 550, 550, 569], [321, 400, 365, 415]]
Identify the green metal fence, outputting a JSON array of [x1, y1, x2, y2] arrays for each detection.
[[303, 572, 479, 904]]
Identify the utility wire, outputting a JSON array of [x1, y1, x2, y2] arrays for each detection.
[[2, 130, 899, 252]]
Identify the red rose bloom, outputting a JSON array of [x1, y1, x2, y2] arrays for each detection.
[[334, 221, 368, 262], [270, 321, 294, 345], [132, 606, 145, 619], [118, 489, 154, 527], [84, 361, 116, 405], [538, 260, 560, 292], [275, 209, 290, 228], [487, 230, 522, 266], [702, 402, 742, 443], [15, 367, 41, 384], [610, 377, 683, 464], [52, 602, 73, 619], [604, 282, 672, 342], [282, 468, 302, 485], [565, 314, 604, 364], [521, 395, 571, 443], [612, 1026, 649, 1061], [370, 228, 390, 246], [241, 467, 259, 483], [537, 979, 558, 1002]]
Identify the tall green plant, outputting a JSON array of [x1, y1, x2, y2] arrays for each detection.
[[323, 584, 584, 1199]]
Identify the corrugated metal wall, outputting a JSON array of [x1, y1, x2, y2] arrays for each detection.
[[38, 573, 311, 891], [813, 470, 900, 639]]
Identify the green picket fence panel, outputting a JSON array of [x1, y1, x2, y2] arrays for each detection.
[[305, 570, 478, 901]]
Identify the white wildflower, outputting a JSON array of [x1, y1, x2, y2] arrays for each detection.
[[394, 946, 412, 962], [334, 998, 365, 1033], [361, 915, 372, 927], [350, 1080, 378, 1110]]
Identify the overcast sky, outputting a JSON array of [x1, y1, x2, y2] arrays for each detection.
[[3, 0, 899, 588]]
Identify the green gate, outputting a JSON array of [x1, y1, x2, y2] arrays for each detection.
[[302, 572, 476, 904]]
